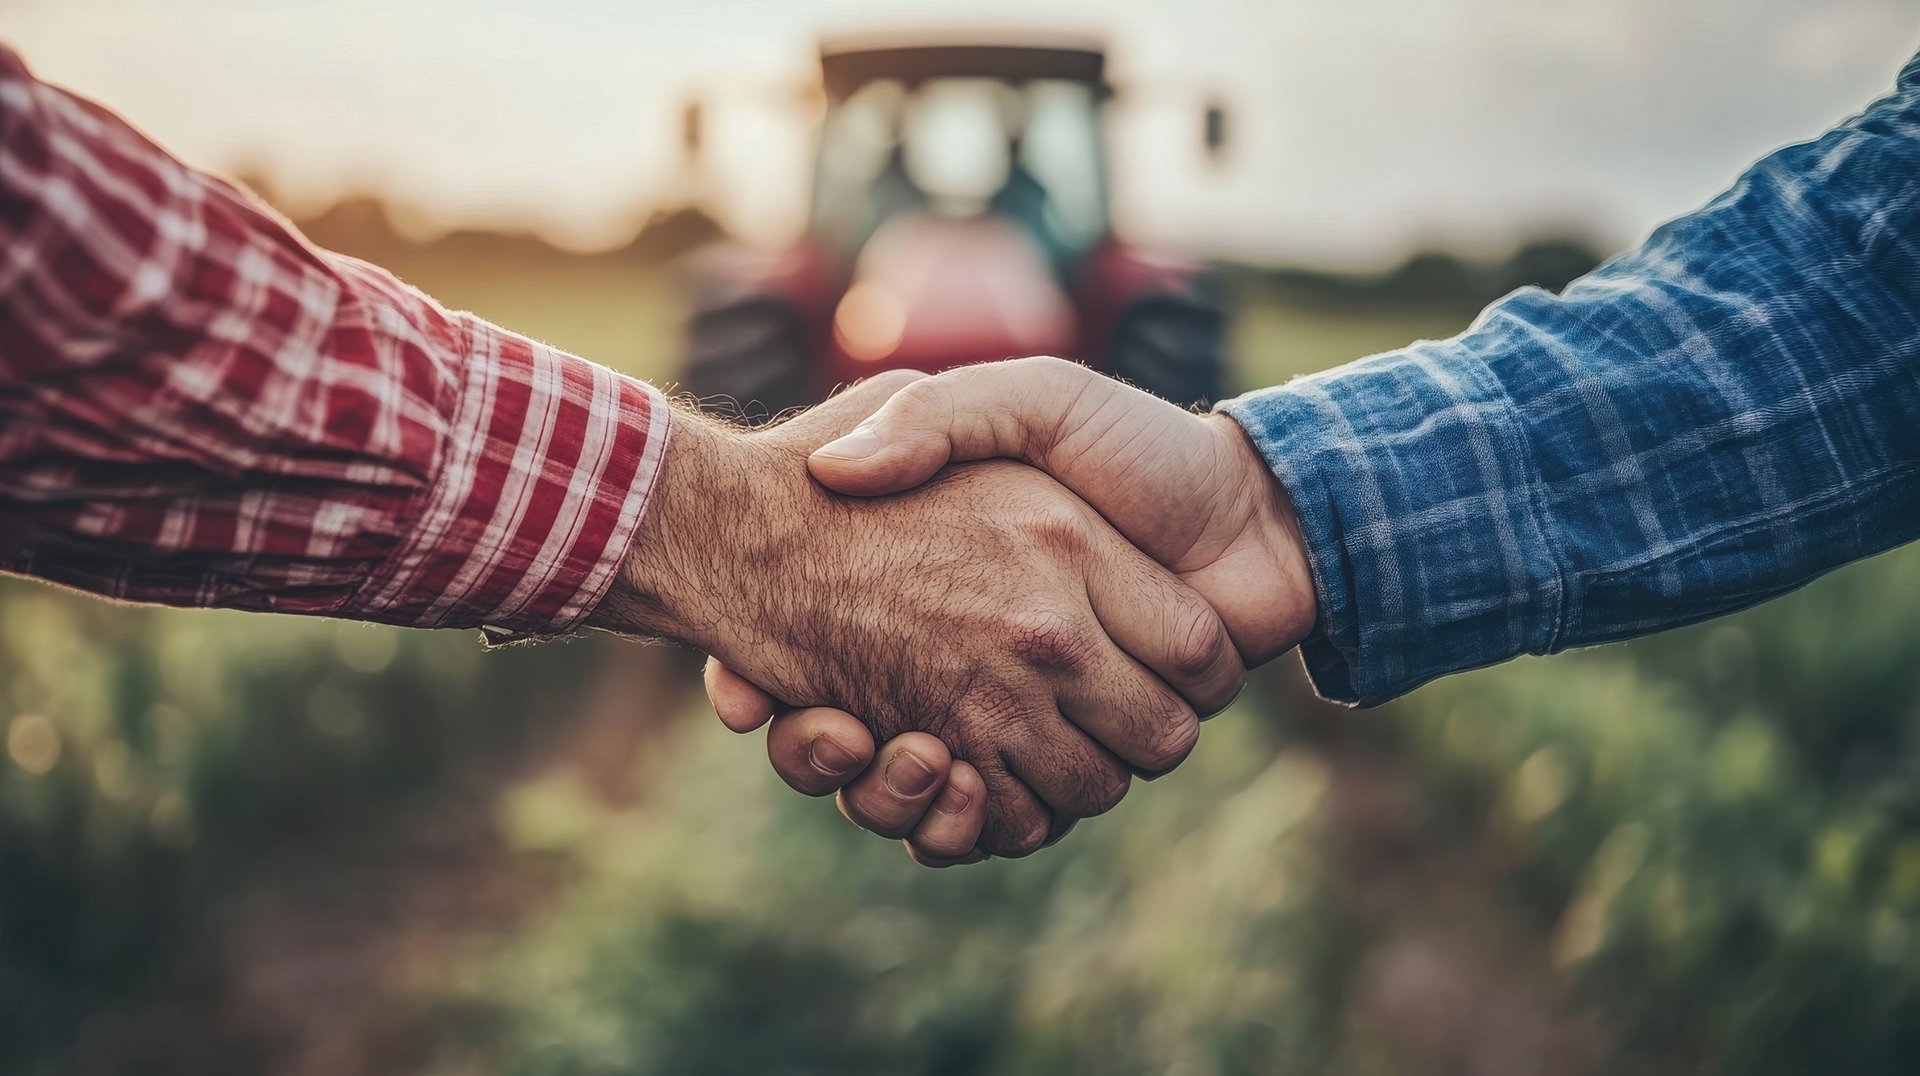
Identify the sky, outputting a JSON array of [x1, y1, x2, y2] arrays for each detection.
[[4, 0, 1918, 267]]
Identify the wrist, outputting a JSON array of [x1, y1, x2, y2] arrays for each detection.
[[1206, 412, 1318, 658], [587, 410, 794, 646]]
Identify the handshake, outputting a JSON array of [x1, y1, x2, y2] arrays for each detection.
[[588, 357, 1317, 865]]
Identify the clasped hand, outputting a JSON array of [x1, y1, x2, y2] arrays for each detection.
[[592, 358, 1316, 863]]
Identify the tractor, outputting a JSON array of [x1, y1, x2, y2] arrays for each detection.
[[681, 39, 1226, 422]]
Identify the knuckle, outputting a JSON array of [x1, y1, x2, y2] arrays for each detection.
[[861, 368, 926, 395], [1140, 707, 1201, 772], [886, 374, 951, 420], [1168, 606, 1235, 683], [1041, 816, 1081, 849], [1077, 763, 1133, 818], [1013, 354, 1080, 382], [999, 608, 1098, 672], [957, 682, 1025, 733], [983, 809, 1051, 858], [1013, 498, 1092, 557], [1002, 824, 1049, 858]]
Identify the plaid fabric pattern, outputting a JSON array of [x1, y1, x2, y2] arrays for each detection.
[[0, 48, 670, 634], [1222, 50, 1920, 707]]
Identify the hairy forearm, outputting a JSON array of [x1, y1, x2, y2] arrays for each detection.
[[588, 411, 779, 646], [586, 405, 875, 713]]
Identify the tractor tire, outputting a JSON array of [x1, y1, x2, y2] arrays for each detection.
[[681, 298, 816, 426], [1108, 292, 1228, 410]]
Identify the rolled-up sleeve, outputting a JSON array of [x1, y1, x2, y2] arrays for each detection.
[[1220, 50, 1920, 706]]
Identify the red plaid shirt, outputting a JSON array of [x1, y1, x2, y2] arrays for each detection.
[[0, 49, 670, 635]]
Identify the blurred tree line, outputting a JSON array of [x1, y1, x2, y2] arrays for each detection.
[[1254, 239, 1605, 310]]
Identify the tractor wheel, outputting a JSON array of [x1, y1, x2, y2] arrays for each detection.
[[1108, 293, 1228, 409], [680, 298, 816, 426]]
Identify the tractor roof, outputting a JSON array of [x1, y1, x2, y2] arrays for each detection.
[[819, 42, 1106, 101]]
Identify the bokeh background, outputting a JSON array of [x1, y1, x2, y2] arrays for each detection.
[[5, 2, 1920, 1074]]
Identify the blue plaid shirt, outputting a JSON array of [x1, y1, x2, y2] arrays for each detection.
[[1220, 51, 1920, 707]]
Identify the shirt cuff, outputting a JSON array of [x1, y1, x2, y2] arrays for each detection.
[[343, 317, 671, 636], [1216, 338, 1564, 706]]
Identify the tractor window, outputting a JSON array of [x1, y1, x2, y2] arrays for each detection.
[[812, 79, 906, 251], [1020, 80, 1107, 253], [810, 75, 1110, 269], [901, 78, 1017, 216]]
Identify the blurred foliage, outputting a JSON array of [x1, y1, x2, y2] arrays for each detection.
[[454, 700, 1346, 1076], [1398, 541, 1920, 1074], [0, 580, 607, 1073]]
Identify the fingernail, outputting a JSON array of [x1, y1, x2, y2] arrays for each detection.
[[883, 753, 938, 797], [815, 426, 882, 460], [933, 783, 973, 816], [808, 736, 861, 776]]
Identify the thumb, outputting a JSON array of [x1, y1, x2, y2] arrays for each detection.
[[809, 356, 1100, 496]]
